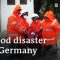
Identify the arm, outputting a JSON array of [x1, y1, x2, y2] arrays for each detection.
[[51, 19, 59, 31], [8, 16, 23, 33]]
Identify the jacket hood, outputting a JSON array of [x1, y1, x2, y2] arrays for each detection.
[[44, 10, 55, 21], [13, 4, 21, 14]]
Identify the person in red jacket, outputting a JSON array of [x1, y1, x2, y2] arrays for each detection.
[[20, 11, 29, 39], [29, 13, 42, 48], [7, 5, 29, 40], [7, 5, 29, 58], [30, 13, 42, 39], [7, 4, 22, 40], [42, 10, 59, 46]]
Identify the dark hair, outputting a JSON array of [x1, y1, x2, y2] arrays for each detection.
[[22, 12, 28, 16]]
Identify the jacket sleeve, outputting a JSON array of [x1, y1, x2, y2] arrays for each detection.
[[52, 19, 59, 31], [8, 16, 22, 33]]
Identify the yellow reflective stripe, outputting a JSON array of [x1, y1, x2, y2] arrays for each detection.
[[11, 22, 17, 25], [45, 38, 55, 40], [8, 34, 18, 36], [51, 19, 56, 25]]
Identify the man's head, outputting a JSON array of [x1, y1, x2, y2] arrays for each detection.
[[32, 13, 40, 21], [44, 10, 55, 21], [43, 16, 49, 21], [21, 10, 28, 19]]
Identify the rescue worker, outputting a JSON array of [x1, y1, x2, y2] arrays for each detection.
[[7, 5, 29, 58], [42, 10, 59, 46], [20, 10, 29, 39], [7, 4, 22, 40], [7, 4, 23, 58], [30, 13, 42, 39], [29, 13, 42, 48], [7, 5, 29, 40]]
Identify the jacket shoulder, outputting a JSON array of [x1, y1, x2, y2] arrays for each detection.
[[8, 15, 16, 22]]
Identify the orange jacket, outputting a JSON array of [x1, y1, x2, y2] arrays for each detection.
[[7, 5, 29, 40], [30, 19, 41, 32], [30, 19, 42, 38], [42, 10, 59, 45]]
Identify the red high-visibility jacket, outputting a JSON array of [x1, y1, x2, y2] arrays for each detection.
[[7, 5, 29, 40], [30, 19, 42, 38], [42, 10, 59, 45]]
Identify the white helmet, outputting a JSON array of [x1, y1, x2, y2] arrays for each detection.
[[32, 13, 39, 18], [31, 13, 39, 20], [21, 10, 28, 15]]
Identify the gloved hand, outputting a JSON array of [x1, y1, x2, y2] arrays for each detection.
[[31, 32, 35, 36]]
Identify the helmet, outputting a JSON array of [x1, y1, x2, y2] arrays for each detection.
[[21, 10, 28, 16], [31, 13, 39, 20]]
